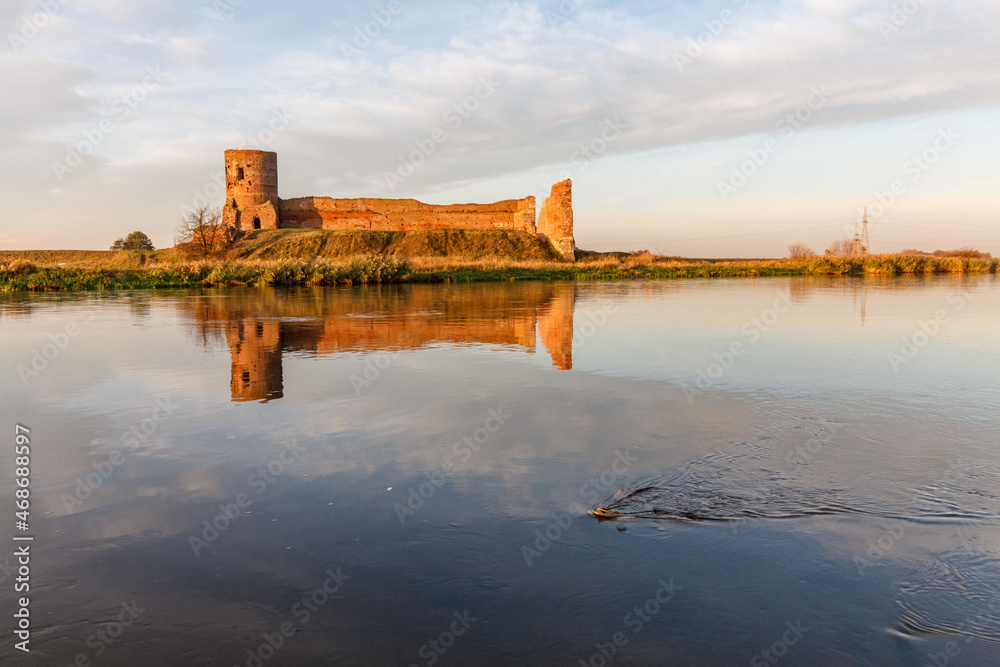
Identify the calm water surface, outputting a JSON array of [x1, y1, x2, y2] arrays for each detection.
[[1, 276, 998, 666]]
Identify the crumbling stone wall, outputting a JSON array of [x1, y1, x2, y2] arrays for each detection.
[[537, 179, 575, 261], [537, 284, 575, 370], [279, 196, 536, 233], [185, 283, 576, 400], [223, 150, 573, 259]]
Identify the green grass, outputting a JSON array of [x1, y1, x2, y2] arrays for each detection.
[[2, 231, 996, 292], [0, 257, 411, 291]]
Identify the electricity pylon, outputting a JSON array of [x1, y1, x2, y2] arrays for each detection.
[[861, 208, 870, 255], [852, 208, 870, 257]]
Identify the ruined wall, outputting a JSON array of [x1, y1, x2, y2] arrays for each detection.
[[537, 179, 575, 261], [223, 150, 575, 259], [223, 150, 280, 231], [536, 285, 575, 370], [278, 196, 536, 234], [194, 284, 575, 400]]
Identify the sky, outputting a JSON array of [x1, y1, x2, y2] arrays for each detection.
[[1, 0, 998, 256]]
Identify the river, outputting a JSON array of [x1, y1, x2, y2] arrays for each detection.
[[1, 275, 998, 666]]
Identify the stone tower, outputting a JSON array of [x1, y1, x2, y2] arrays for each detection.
[[227, 318, 283, 402], [223, 150, 280, 231]]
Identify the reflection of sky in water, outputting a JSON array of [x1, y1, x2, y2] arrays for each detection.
[[0, 276, 998, 665]]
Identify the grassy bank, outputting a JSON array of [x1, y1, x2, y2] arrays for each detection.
[[1, 252, 996, 291], [231, 228, 561, 261], [2, 228, 997, 292], [0, 256, 411, 291]]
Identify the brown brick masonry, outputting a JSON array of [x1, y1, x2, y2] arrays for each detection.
[[222, 150, 575, 260]]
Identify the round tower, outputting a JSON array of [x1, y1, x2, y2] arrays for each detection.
[[223, 150, 279, 231]]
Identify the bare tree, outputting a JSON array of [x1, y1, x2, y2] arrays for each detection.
[[825, 238, 855, 257], [176, 205, 226, 256], [787, 243, 816, 259]]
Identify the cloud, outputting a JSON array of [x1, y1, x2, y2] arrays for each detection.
[[3, 0, 999, 250], [209, 0, 1000, 189]]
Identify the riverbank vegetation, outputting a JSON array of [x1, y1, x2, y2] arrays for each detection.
[[1, 231, 995, 291]]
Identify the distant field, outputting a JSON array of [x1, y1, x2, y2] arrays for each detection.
[[1, 229, 996, 291]]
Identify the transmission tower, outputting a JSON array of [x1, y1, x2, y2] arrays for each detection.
[[860, 208, 870, 254], [851, 208, 871, 257]]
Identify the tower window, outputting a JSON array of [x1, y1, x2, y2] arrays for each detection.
[[237, 167, 245, 180], [253, 218, 261, 230]]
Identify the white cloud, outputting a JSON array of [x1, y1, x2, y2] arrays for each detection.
[[2, 0, 999, 252]]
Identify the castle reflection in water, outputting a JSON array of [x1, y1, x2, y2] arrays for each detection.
[[181, 283, 576, 402]]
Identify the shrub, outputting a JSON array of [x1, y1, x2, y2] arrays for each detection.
[[110, 231, 155, 251]]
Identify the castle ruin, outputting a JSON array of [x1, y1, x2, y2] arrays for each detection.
[[182, 284, 576, 402], [222, 150, 576, 261]]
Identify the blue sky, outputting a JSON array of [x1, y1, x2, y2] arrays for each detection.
[[1, 0, 998, 255]]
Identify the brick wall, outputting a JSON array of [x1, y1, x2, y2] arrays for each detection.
[[278, 196, 537, 234]]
